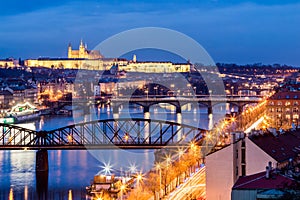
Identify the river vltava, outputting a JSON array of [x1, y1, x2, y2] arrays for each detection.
[[0, 104, 227, 199]]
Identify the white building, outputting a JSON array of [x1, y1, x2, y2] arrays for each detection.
[[205, 129, 297, 200]]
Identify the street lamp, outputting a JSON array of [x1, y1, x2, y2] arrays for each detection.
[[155, 162, 162, 199], [136, 172, 143, 190]]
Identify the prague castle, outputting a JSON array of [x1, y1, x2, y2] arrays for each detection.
[[23, 40, 191, 73], [68, 40, 103, 59]]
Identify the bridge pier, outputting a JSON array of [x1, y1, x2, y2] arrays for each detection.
[[36, 149, 49, 172], [208, 106, 213, 115], [176, 106, 181, 113], [112, 106, 119, 114], [144, 106, 150, 113], [36, 149, 49, 199]]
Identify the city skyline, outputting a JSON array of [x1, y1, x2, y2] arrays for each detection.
[[0, 0, 300, 66]]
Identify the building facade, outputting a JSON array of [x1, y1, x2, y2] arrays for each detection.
[[267, 91, 300, 129], [0, 58, 19, 68]]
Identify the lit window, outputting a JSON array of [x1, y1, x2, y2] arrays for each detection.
[[278, 101, 282, 106], [285, 101, 291, 106], [293, 114, 299, 119]]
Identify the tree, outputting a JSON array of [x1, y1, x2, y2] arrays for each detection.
[[144, 172, 160, 199]]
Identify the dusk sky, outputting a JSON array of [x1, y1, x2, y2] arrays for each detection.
[[0, 0, 300, 66]]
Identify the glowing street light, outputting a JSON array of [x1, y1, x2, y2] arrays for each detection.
[[129, 163, 137, 176], [101, 162, 112, 175], [155, 162, 162, 199]]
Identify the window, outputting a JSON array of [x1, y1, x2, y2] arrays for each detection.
[[269, 101, 274, 105], [285, 101, 291, 106], [293, 107, 299, 113], [286, 108, 290, 112], [277, 114, 281, 118], [294, 101, 299, 106], [286, 95, 290, 99], [277, 108, 282, 112], [286, 115, 291, 120], [293, 114, 299, 119], [278, 101, 282, 106]]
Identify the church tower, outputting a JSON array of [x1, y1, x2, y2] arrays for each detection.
[[79, 39, 86, 58], [68, 43, 72, 58]]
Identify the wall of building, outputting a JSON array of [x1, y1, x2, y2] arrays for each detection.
[[206, 144, 236, 200], [231, 189, 257, 200], [0, 60, 19, 68], [245, 137, 276, 175]]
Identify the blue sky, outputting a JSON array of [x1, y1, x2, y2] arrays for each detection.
[[0, 0, 300, 66]]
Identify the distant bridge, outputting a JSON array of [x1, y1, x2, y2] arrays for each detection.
[[111, 95, 263, 114]]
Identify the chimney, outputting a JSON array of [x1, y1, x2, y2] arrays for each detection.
[[231, 132, 236, 144], [268, 161, 272, 171], [266, 166, 270, 179]]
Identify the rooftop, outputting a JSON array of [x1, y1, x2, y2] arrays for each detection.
[[249, 130, 300, 163], [269, 91, 300, 100], [233, 170, 297, 190]]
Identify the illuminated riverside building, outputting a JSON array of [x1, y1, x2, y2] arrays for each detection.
[[24, 41, 191, 73]]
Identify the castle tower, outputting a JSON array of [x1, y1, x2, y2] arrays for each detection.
[[68, 43, 72, 58], [79, 40, 88, 58], [133, 54, 137, 62]]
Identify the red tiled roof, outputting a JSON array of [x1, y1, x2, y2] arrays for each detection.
[[233, 171, 295, 190], [269, 91, 300, 100], [249, 130, 300, 163]]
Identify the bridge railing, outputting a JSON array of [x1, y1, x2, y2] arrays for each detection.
[[0, 119, 207, 150]]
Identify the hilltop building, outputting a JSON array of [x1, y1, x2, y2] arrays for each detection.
[[0, 58, 19, 68], [24, 43, 191, 73], [67, 40, 103, 59]]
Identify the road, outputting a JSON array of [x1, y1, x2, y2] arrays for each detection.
[[166, 166, 206, 200]]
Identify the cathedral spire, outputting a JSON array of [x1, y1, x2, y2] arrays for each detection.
[[80, 39, 84, 48]]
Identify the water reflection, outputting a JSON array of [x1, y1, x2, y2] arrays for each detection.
[[68, 190, 72, 200], [9, 188, 13, 200]]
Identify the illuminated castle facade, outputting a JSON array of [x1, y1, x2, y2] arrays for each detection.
[[68, 40, 103, 59], [24, 41, 191, 73]]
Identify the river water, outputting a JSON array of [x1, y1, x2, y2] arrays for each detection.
[[0, 104, 227, 199]]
